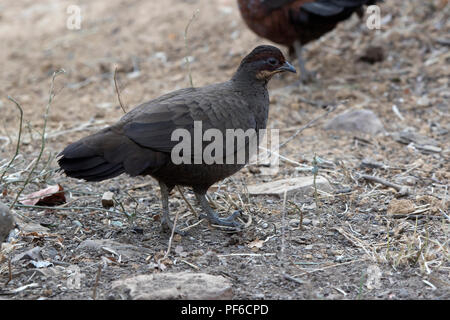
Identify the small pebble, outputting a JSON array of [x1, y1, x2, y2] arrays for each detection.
[[253, 293, 265, 299], [102, 191, 115, 208], [111, 220, 123, 227], [73, 220, 82, 227], [416, 96, 431, 107]]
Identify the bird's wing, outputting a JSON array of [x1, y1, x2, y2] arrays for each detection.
[[300, 0, 372, 16], [119, 85, 256, 157], [58, 85, 256, 179], [261, 0, 372, 15], [261, 0, 300, 10]]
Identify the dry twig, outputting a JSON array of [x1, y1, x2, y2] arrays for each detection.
[[176, 186, 199, 218], [114, 65, 127, 114], [92, 264, 102, 300], [0, 97, 23, 186], [360, 174, 410, 197]]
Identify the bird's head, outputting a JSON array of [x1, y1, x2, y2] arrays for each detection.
[[234, 45, 296, 82]]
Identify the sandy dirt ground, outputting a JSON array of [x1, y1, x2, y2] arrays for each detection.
[[0, 0, 449, 300]]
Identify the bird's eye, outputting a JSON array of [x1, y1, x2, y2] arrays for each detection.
[[268, 58, 278, 65]]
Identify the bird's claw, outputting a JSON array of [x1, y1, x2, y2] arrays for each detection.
[[201, 210, 243, 229]]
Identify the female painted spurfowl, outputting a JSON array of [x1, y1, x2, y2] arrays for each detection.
[[58, 45, 296, 233]]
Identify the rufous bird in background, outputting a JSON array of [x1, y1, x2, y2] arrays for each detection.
[[238, 0, 379, 82]]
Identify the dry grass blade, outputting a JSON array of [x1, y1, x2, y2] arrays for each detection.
[[176, 185, 199, 218], [9, 69, 65, 210], [0, 96, 23, 186], [163, 208, 181, 260], [114, 65, 127, 114], [333, 226, 376, 261]]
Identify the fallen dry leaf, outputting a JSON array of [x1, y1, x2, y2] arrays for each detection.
[[248, 238, 264, 251], [21, 184, 66, 206]]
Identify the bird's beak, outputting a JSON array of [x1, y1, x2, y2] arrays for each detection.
[[277, 61, 296, 73]]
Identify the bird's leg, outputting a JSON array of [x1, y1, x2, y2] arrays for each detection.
[[293, 40, 315, 83], [194, 192, 242, 229], [159, 181, 186, 235]]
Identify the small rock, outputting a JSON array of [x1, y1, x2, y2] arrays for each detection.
[[398, 288, 409, 298], [416, 96, 431, 107], [29, 260, 53, 269], [325, 109, 384, 135], [77, 239, 151, 259], [96, 102, 113, 109], [366, 265, 382, 290], [253, 293, 265, 299], [73, 220, 82, 227], [394, 176, 418, 186], [101, 191, 115, 208], [12, 246, 42, 262], [247, 176, 333, 200], [0, 202, 14, 243], [415, 145, 442, 153], [393, 129, 439, 148], [151, 52, 167, 64], [111, 220, 123, 227], [111, 272, 233, 300], [359, 46, 385, 64], [303, 203, 317, 210]]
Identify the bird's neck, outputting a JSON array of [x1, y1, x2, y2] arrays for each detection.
[[230, 68, 268, 90]]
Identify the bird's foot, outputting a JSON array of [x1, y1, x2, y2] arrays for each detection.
[[201, 210, 243, 230], [161, 216, 187, 236]]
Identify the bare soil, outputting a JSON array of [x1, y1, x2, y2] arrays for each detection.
[[0, 0, 448, 300]]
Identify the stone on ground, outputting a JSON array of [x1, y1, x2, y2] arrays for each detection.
[[111, 272, 233, 300], [247, 176, 333, 199], [325, 108, 384, 135], [0, 202, 14, 243]]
